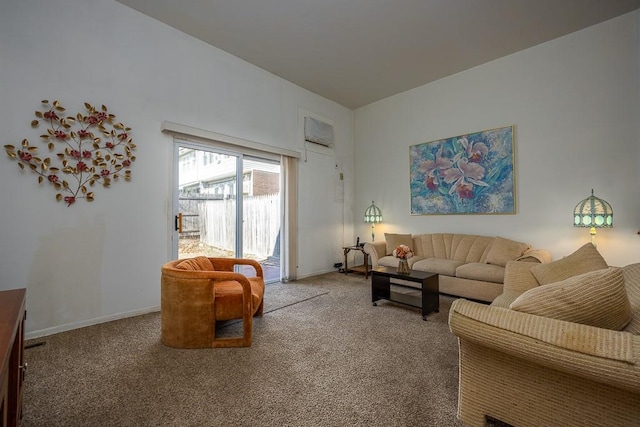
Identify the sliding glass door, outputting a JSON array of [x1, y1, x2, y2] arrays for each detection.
[[241, 156, 282, 282], [173, 142, 281, 283]]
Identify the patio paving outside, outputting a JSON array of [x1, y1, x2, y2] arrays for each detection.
[[179, 238, 281, 282]]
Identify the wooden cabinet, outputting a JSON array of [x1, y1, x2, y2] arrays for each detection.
[[0, 289, 26, 427]]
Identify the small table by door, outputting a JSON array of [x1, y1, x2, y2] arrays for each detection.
[[371, 266, 439, 320], [342, 245, 370, 278]]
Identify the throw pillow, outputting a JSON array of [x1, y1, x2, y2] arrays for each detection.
[[175, 256, 215, 271], [622, 263, 640, 335], [509, 267, 632, 331], [384, 233, 413, 256], [530, 243, 607, 285], [485, 236, 531, 267]]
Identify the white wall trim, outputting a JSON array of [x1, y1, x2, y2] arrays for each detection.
[[295, 268, 336, 280], [161, 121, 301, 159], [25, 306, 160, 340]]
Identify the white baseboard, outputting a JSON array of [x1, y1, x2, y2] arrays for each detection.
[[295, 268, 337, 280], [25, 305, 161, 340]]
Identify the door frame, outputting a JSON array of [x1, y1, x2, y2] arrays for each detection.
[[163, 121, 299, 281], [172, 140, 285, 283]]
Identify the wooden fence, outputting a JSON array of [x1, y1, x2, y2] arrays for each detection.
[[183, 193, 280, 258]]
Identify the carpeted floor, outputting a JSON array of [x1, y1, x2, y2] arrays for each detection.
[[20, 272, 465, 427]]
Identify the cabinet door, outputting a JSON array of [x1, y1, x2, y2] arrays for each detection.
[[8, 313, 25, 424], [0, 368, 8, 427], [0, 289, 26, 427]]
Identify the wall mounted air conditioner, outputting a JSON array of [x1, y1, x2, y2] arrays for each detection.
[[304, 116, 334, 147]]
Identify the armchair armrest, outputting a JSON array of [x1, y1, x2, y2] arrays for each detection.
[[363, 241, 387, 268], [161, 266, 256, 290], [449, 299, 640, 393], [209, 257, 264, 278]]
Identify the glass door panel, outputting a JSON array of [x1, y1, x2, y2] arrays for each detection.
[[176, 145, 237, 260], [241, 156, 281, 282]]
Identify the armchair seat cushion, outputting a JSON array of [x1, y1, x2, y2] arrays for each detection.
[[214, 278, 265, 320]]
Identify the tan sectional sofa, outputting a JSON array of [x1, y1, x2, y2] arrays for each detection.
[[449, 243, 640, 426], [363, 233, 551, 302]]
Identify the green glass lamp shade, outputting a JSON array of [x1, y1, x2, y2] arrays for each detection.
[[573, 189, 613, 229], [364, 201, 383, 223], [364, 201, 382, 242]]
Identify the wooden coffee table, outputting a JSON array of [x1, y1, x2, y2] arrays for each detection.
[[371, 266, 439, 320]]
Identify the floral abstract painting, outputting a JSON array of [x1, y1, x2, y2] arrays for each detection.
[[410, 126, 515, 215]]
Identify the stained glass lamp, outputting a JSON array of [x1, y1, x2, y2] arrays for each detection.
[[573, 189, 613, 247], [364, 201, 383, 242]]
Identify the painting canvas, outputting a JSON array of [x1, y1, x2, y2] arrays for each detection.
[[410, 126, 515, 215]]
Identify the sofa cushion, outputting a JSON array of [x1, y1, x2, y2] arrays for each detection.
[[456, 263, 505, 284], [530, 243, 607, 285], [411, 258, 464, 276], [622, 263, 640, 335], [384, 233, 413, 256], [485, 236, 531, 267], [378, 255, 425, 267], [509, 267, 632, 331], [175, 256, 215, 271]]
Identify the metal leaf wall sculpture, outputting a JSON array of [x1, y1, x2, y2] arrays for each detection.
[[4, 100, 136, 206]]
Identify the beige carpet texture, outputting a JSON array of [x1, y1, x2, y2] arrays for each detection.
[[21, 272, 464, 426]]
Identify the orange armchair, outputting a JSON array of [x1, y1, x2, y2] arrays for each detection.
[[161, 256, 265, 348]]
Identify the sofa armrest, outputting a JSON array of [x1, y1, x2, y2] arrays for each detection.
[[492, 260, 541, 307], [517, 248, 552, 263], [449, 299, 640, 393], [503, 260, 540, 293], [363, 241, 387, 268]]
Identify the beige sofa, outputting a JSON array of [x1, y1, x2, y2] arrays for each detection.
[[364, 233, 551, 302], [449, 243, 640, 426]]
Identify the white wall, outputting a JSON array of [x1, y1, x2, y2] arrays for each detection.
[[3, 1, 638, 338], [355, 11, 640, 267], [0, 0, 354, 337]]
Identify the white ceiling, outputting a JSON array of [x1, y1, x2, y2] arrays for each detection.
[[116, 0, 640, 109]]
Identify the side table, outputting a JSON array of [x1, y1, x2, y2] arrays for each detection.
[[342, 245, 370, 278]]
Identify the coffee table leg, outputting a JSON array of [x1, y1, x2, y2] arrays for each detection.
[[421, 275, 440, 319], [371, 273, 390, 306]]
